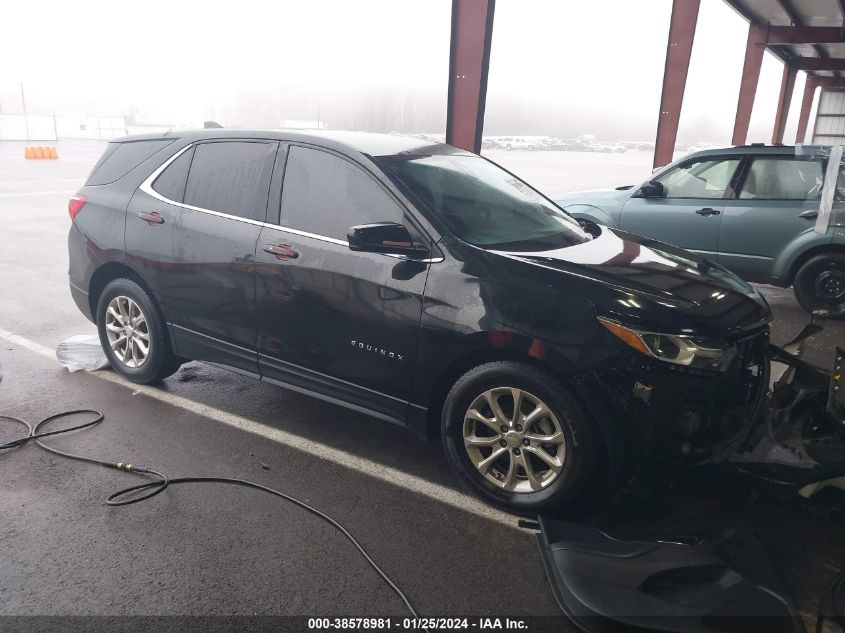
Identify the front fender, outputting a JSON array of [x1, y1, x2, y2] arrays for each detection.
[[560, 203, 619, 228]]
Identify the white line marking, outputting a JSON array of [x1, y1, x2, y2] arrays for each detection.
[[0, 327, 522, 530]]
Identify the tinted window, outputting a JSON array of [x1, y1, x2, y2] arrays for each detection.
[[655, 158, 740, 199], [280, 146, 404, 240], [87, 139, 175, 186], [739, 158, 823, 200], [184, 141, 276, 220], [152, 147, 194, 202], [379, 153, 589, 250]]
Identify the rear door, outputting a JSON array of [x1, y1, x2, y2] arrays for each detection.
[[126, 139, 278, 373], [254, 145, 431, 423], [718, 155, 825, 280], [619, 156, 741, 257]]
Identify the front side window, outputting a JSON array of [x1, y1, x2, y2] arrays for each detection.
[[279, 146, 405, 241], [739, 157, 823, 200], [378, 153, 589, 250], [655, 158, 740, 199], [183, 141, 277, 220]]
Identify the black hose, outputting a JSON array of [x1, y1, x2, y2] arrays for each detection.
[[815, 566, 845, 633], [0, 410, 424, 622]]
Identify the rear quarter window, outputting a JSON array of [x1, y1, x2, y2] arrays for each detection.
[[86, 139, 176, 186]]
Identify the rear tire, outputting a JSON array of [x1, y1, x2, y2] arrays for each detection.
[[96, 278, 180, 383], [793, 253, 845, 318], [441, 361, 596, 515]]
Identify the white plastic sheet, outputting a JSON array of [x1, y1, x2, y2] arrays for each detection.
[[55, 335, 110, 372]]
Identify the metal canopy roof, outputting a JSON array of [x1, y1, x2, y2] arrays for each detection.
[[725, 0, 845, 82]]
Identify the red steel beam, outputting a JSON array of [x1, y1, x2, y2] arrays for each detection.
[[653, 0, 701, 168], [445, 0, 495, 154], [732, 23, 767, 146], [794, 57, 845, 71], [814, 76, 845, 89], [772, 64, 797, 143], [796, 76, 818, 143], [766, 25, 845, 44]]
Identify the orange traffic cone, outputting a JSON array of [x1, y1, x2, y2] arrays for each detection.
[[48, 147, 58, 159], [24, 147, 34, 159]]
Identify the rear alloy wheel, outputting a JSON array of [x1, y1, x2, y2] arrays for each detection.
[[104, 296, 150, 368], [793, 253, 845, 318], [442, 362, 595, 514], [96, 278, 180, 383]]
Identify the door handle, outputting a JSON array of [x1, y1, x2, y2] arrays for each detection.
[[138, 211, 165, 225], [263, 243, 299, 261], [799, 209, 819, 220], [695, 207, 721, 216]]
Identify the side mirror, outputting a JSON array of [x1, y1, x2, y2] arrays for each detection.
[[577, 218, 602, 238], [347, 222, 429, 257], [637, 180, 665, 198]]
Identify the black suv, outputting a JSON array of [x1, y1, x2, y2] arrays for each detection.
[[68, 130, 772, 512]]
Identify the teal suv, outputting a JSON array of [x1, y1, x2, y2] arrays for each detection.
[[554, 145, 845, 316]]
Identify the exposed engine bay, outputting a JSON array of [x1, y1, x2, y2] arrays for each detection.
[[597, 311, 845, 488]]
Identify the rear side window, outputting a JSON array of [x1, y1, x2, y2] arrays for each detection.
[[279, 146, 404, 241], [739, 157, 823, 201], [87, 139, 175, 186], [152, 147, 194, 203], [183, 141, 277, 221]]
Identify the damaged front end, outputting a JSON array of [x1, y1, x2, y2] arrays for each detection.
[[731, 314, 845, 494], [591, 312, 845, 489]]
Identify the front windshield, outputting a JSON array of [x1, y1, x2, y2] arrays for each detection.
[[378, 154, 590, 250]]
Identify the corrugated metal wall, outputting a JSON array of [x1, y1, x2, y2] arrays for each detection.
[[813, 90, 845, 145]]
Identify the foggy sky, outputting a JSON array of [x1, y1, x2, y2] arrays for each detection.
[[0, 0, 807, 144]]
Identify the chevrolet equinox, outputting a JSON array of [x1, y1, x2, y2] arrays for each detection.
[[68, 130, 773, 512]]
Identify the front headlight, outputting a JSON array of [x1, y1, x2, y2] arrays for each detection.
[[598, 317, 735, 371]]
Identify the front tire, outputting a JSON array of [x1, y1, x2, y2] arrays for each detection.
[[793, 253, 845, 318], [96, 278, 179, 383], [441, 362, 595, 514]]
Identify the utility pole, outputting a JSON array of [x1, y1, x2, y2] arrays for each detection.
[[20, 82, 29, 141]]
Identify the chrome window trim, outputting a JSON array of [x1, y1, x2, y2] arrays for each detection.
[[139, 142, 444, 262]]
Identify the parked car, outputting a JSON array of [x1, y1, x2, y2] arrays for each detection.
[[497, 136, 547, 150], [68, 130, 771, 512], [554, 145, 845, 317]]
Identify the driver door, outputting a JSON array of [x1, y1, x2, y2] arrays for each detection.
[[619, 156, 741, 257]]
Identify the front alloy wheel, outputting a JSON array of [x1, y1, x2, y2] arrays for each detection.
[[442, 361, 595, 513], [463, 388, 566, 493], [104, 296, 150, 368]]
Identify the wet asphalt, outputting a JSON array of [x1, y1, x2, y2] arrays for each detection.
[[0, 142, 843, 631]]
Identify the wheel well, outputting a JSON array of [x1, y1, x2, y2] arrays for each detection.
[[788, 244, 845, 284], [425, 348, 611, 486], [87, 262, 154, 322]]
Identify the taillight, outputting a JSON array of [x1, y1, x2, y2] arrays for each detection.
[[68, 194, 86, 221]]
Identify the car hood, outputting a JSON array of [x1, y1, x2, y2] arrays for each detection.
[[553, 187, 633, 204], [490, 227, 771, 337]]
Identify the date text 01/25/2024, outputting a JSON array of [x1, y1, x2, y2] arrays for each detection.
[[307, 617, 529, 630]]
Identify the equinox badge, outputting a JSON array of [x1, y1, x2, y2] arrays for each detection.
[[350, 340, 404, 362]]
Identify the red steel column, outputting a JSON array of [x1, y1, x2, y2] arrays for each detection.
[[772, 63, 797, 143], [795, 76, 818, 143], [732, 24, 767, 146], [653, 0, 701, 168], [446, 0, 496, 153]]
